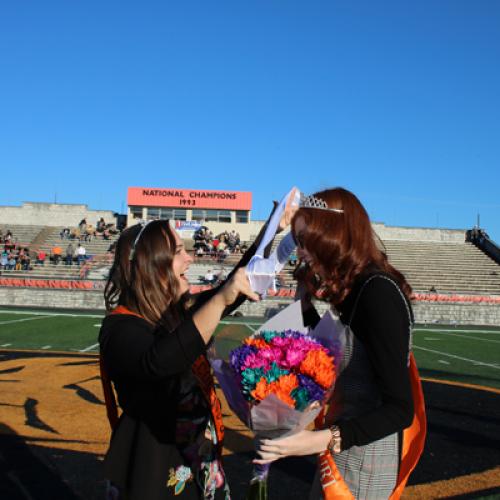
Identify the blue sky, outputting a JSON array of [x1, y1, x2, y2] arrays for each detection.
[[1, 1, 499, 242]]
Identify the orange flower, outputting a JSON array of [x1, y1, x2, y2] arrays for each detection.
[[275, 373, 299, 394], [273, 387, 296, 407], [245, 338, 269, 349], [251, 374, 299, 408], [252, 377, 273, 401], [300, 350, 335, 388]]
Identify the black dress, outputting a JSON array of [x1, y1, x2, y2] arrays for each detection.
[[99, 311, 229, 500], [99, 241, 261, 499]]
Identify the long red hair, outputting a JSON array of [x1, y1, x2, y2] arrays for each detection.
[[292, 188, 412, 305]]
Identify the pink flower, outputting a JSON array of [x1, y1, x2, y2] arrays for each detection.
[[242, 353, 269, 370], [283, 349, 308, 368]]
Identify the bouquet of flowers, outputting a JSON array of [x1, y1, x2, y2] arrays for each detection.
[[209, 301, 345, 499]]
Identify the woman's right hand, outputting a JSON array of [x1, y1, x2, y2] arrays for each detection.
[[219, 267, 260, 305]]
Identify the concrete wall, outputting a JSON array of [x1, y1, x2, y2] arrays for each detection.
[[0, 202, 467, 243], [1, 287, 499, 325], [0, 202, 115, 228], [0, 287, 104, 310], [372, 223, 466, 242]]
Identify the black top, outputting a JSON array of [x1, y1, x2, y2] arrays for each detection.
[[304, 272, 414, 451], [99, 312, 206, 444]]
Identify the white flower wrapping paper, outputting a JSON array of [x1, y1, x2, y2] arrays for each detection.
[[208, 300, 347, 439]]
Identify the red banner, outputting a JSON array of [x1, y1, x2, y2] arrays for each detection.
[[128, 187, 252, 210]]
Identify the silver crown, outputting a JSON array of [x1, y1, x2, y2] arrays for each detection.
[[299, 194, 344, 213]]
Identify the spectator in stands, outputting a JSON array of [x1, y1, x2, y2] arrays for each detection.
[[4, 231, 14, 251], [7, 253, 16, 270], [195, 246, 204, 258], [107, 223, 119, 235], [429, 285, 437, 293], [60, 227, 70, 239], [0, 250, 8, 269], [97, 217, 106, 233], [216, 267, 227, 283], [228, 230, 240, 251], [51, 245, 62, 265], [84, 224, 95, 242], [20, 252, 31, 270], [257, 188, 424, 499], [36, 250, 46, 266], [217, 239, 227, 263], [203, 268, 216, 285], [98, 219, 266, 499], [66, 243, 75, 265], [78, 218, 87, 232], [76, 244, 86, 266]]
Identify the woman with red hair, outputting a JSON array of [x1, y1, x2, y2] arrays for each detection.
[[255, 188, 425, 499]]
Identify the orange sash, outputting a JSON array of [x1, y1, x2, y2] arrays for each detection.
[[314, 410, 354, 499], [316, 352, 426, 499], [389, 353, 426, 499], [99, 305, 225, 454]]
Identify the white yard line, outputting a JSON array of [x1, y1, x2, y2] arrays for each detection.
[[79, 343, 99, 353], [41, 345, 52, 350], [415, 328, 500, 335], [219, 320, 262, 326], [421, 331, 500, 344], [0, 310, 103, 319], [413, 346, 500, 370], [0, 316, 51, 325], [438, 360, 450, 365], [1, 343, 12, 347], [244, 324, 256, 333]]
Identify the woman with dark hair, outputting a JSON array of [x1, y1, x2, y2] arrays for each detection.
[[254, 188, 425, 499], [99, 213, 291, 500]]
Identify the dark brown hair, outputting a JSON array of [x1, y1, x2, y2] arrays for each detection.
[[292, 187, 412, 305], [104, 220, 182, 325]]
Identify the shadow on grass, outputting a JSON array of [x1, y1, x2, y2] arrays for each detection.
[[0, 423, 104, 499]]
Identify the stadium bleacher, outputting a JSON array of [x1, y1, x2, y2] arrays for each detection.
[[262, 232, 500, 296], [2, 224, 499, 297], [0, 225, 119, 280]]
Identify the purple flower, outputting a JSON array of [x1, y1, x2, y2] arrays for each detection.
[[298, 374, 325, 402], [230, 345, 257, 372]]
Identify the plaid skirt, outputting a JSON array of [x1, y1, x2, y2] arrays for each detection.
[[308, 430, 398, 500]]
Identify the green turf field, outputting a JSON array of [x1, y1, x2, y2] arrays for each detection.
[[1, 308, 499, 389]]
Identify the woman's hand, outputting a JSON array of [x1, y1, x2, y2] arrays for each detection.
[[278, 187, 299, 233], [219, 267, 260, 306], [193, 268, 259, 344], [253, 429, 331, 465]]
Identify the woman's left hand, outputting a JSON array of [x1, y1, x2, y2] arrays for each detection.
[[253, 429, 331, 465]]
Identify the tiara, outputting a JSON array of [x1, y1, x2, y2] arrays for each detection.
[[299, 193, 344, 213]]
